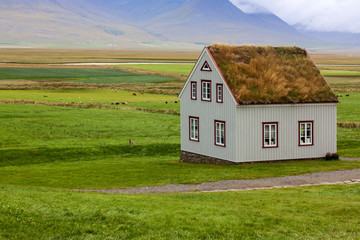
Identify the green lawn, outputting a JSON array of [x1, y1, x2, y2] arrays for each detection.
[[1, 184, 359, 239], [0, 67, 177, 83], [119, 63, 194, 75], [337, 92, 360, 122], [0, 103, 359, 190]]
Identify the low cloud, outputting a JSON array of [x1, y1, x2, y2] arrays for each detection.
[[230, 0, 360, 33]]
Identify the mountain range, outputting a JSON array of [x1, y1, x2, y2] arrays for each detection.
[[0, 0, 357, 49]]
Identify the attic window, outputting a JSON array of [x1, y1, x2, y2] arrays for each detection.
[[263, 122, 278, 148], [201, 80, 211, 102], [299, 121, 313, 146], [191, 81, 197, 100], [216, 84, 223, 103], [201, 61, 212, 71]]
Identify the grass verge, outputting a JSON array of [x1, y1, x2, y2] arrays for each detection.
[[0, 184, 359, 239]]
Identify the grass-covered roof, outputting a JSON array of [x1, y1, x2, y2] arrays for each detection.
[[208, 44, 338, 104]]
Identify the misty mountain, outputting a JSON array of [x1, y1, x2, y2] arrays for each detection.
[[0, 0, 330, 49]]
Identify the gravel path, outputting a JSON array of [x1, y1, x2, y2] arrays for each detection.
[[76, 168, 360, 194]]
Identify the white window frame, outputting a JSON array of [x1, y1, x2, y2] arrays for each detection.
[[215, 120, 225, 147], [189, 116, 199, 142], [216, 83, 223, 103], [201, 80, 211, 102], [263, 122, 278, 148], [191, 81, 197, 100], [299, 121, 313, 146]]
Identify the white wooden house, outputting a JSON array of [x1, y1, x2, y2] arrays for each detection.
[[178, 44, 339, 164]]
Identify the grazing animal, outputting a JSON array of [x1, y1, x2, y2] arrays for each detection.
[[174, 101, 178, 103], [141, 92, 144, 94], [44, 95, 48, 97], [114, 102, 120, 105], [346, 94, 350, 97], [165, 101, 168, 104], [133, 93, 137, 96], [122, 102, 128, 105]]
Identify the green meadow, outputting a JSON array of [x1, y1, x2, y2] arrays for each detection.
[[321, 69, 360, 76], [0, 67, 176, 83], [0, 55, 360, 239], [0, 89, 180, 113], [118, 63, 195, 75]]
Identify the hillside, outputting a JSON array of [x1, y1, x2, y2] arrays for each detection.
[[0, 0, 322, 49]]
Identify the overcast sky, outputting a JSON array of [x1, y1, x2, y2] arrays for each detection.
[[229, 0, 360, 33]]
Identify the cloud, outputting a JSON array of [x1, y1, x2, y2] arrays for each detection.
[[229, 0, 360, 33]]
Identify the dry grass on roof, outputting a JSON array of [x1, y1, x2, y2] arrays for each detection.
[[208, 44, 338, 104]]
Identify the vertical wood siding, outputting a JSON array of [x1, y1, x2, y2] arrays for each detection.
[[236, 104, 337, 162], [180, 50, 237, 161]]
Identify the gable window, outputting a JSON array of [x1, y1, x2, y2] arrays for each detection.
[[215, 120, 226, 147], [201, 80, 211, 101], [201, 61, 212, 71], [189, 116, 199, 142], [263, 122, 278, 148], [299, 121, 313, 146], [216, 83, 223, 103], [190, 81, 197, 100]]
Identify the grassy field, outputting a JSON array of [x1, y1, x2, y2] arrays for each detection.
[[321, 69, 360, 76], [1, 184, 359, 239], [0, 49, 360, 239], [118, 63, 195, 75], [1, 103, 359, 190], [0, 67, 177, 83]]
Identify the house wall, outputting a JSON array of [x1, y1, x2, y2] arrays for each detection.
[[180, 49, 237, 162], [236, 103, 337, 162]]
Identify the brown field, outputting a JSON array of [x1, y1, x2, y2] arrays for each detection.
[[0, 48, 199, 64], [310, 52, 360, 65]]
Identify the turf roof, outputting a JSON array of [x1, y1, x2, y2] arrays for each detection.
[[207, 44, 338, 105]]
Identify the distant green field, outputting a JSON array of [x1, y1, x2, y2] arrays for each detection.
[[0, 67, 177, 83], [119, 63, 194, 75], [321, 69, 360, 76], [326, 76, 360, 90], [0, 89, 180, 113]]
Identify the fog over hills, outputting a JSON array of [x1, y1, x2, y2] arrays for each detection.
[[0, 0, 339, 49]]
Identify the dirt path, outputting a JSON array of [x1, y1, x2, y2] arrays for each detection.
[[76, 168, 360, 194]]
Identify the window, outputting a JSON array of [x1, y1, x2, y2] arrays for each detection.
[[190, 81, 197, 100], [189, 116, 199, 142], [299, 121, 313, 146], [201, 80, 211, 101], [201, 61, 212, 71], [215, 120, 226, 147], [216, 83, 223, 103], [263, 122, 278, 148]]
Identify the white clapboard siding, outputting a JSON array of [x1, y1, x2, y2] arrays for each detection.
[[180, 48, 237, 161], [236, 103, 337, 162]]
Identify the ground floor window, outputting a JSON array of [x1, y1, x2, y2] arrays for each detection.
[[263, 122, 278, 148], [299, 121, 313, 146], [215, 120, 225, 147], [189, 116, 199, 141]]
